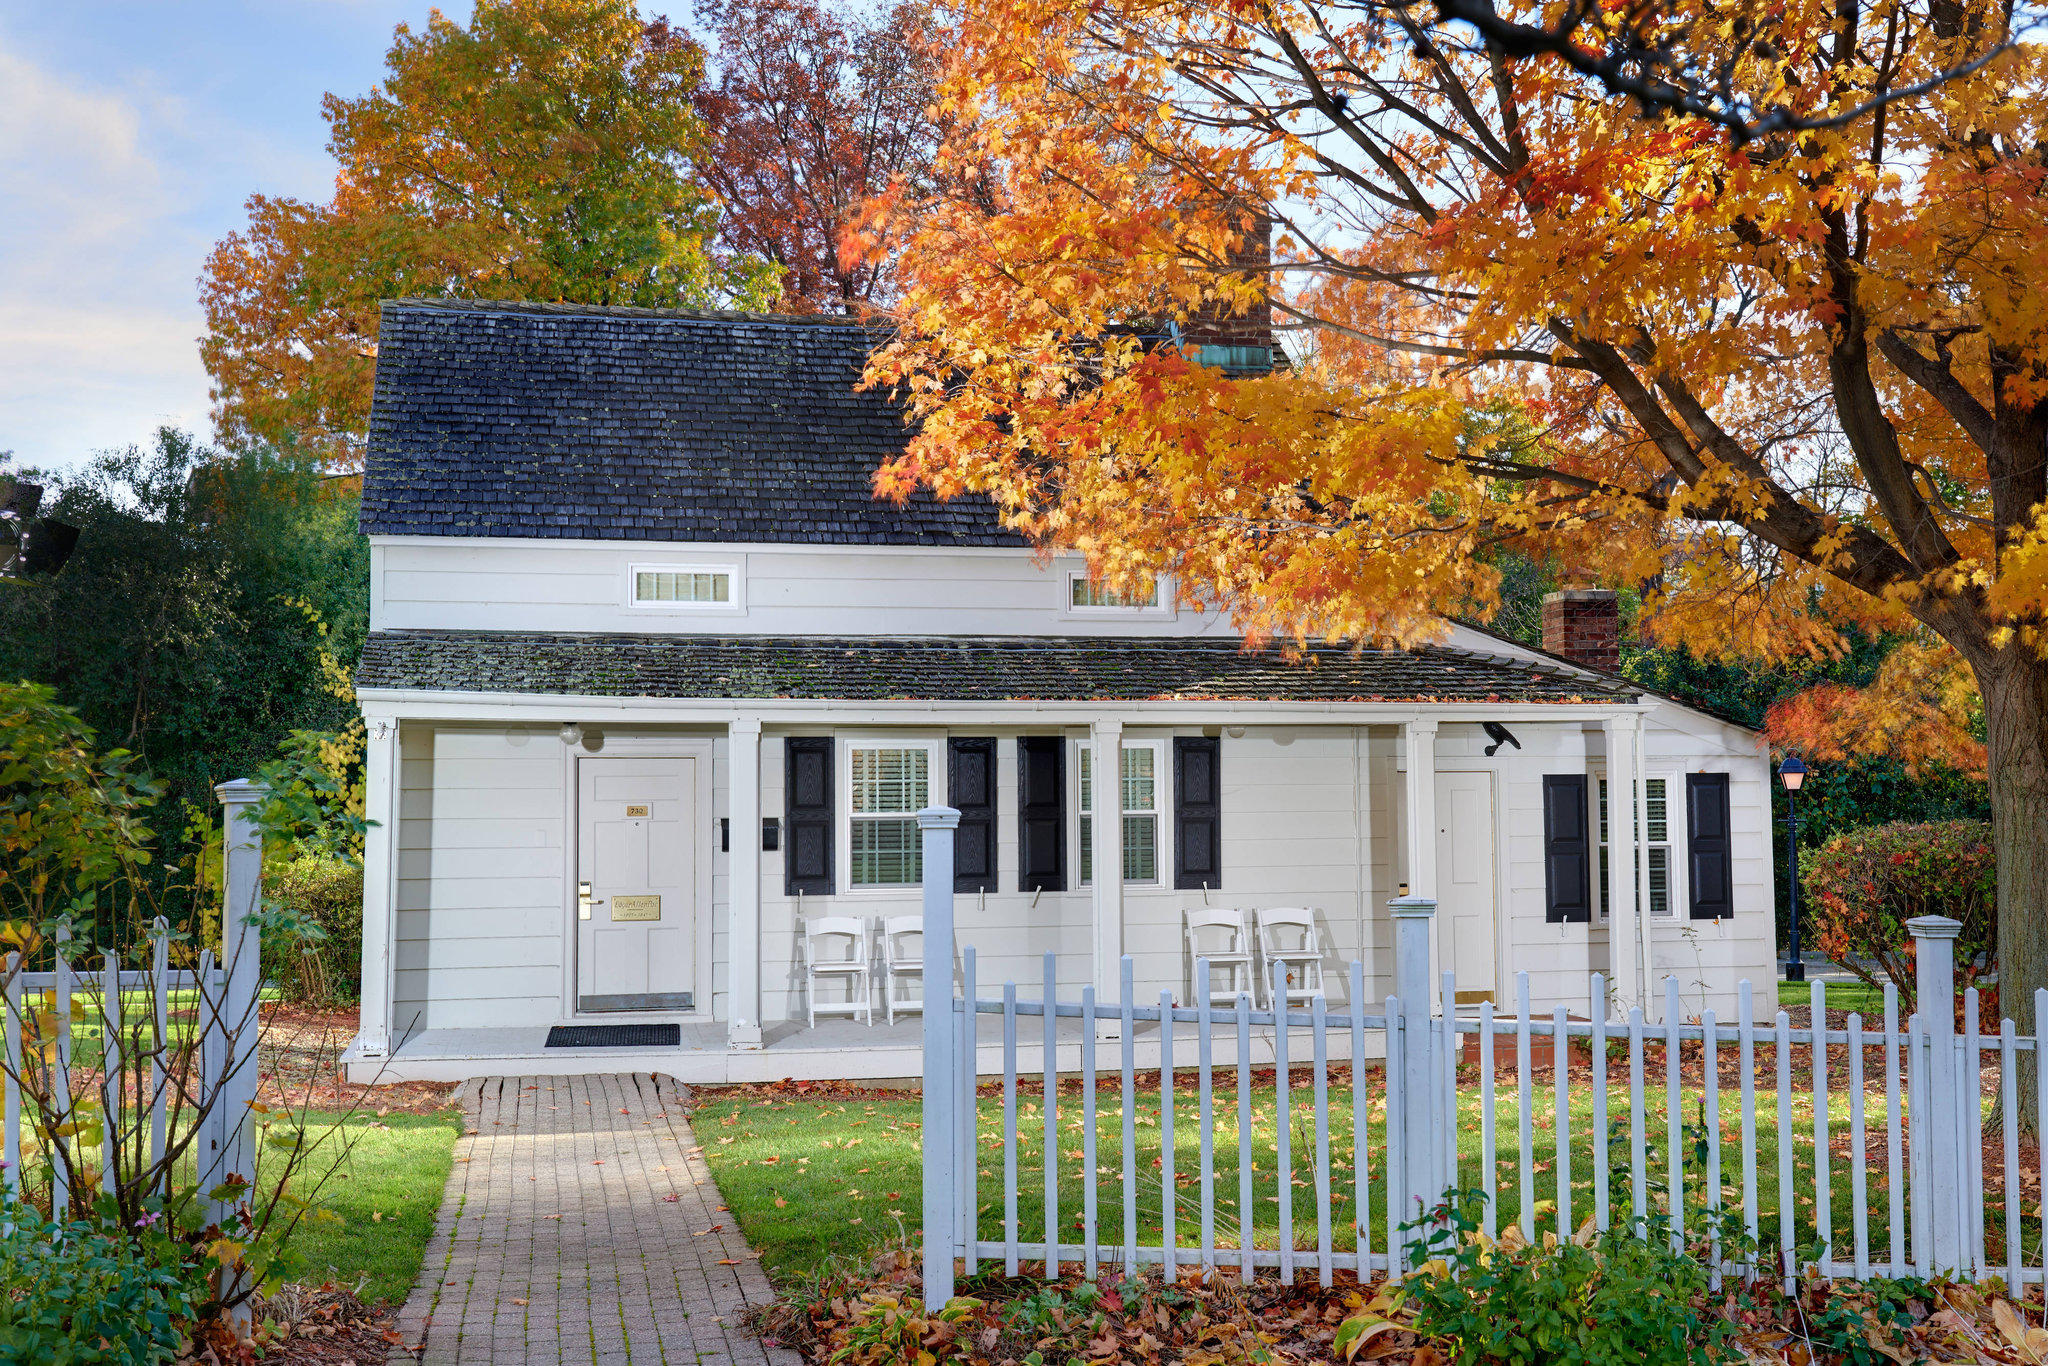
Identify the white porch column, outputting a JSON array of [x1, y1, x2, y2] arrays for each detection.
[[1402, 718, 1439, 903], [1090, 718, 1125, 1000], [354, 715, 399, 1059], [1603, 713, 1642, 1016], [728, 718, 764, 1049]]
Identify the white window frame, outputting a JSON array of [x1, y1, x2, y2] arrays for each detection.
[[1061, 570, 1175, 620], [837, 736, 946, 895], [1595, 768, 1682, 920], [1072, 738, 1169, 887], [626, 562, 744, 612]]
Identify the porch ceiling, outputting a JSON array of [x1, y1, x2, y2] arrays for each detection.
[[358, 630, 1639, 706]]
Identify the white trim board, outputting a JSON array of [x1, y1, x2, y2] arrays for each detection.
[[358, 690, 1645, 726]]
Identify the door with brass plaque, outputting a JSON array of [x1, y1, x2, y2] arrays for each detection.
[[576, 756, 696, 1012]]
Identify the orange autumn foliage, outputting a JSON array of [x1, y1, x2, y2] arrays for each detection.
[[200, 0, 774, 465], [871, 0, 2048, 1015]]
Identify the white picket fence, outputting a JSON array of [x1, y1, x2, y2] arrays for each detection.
[[910, 808, 2039, 1307], [0, 778, 269, 1232]]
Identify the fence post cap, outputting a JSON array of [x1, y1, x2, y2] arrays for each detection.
[[1906, 915, 1963, 940], [916, 805, 962, 829], [213, 778, 265, 805], [1387, 895, 1438, 918]]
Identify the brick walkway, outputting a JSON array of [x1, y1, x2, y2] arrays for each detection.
[[391, 1074, 800, 1365]]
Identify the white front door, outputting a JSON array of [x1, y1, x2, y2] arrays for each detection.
[[577, 755, 696, 1012], [1434, 771, 1498, 1003]]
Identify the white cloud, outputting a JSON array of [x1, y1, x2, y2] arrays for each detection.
[[0, 40, 214, 466]]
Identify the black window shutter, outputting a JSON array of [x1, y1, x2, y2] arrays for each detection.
[[949, 737, 998, 893], [1017, 736, 1066, 892], [1173, 736, 1222, 890], [1542, 774, 1592, 923], [1687, 773, 1734, 920], [784, 737, 834, 896]]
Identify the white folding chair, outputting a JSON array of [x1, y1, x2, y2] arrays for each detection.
[[1255, 907, 1327, 1007], [879, 915, 925, 1025], [802, 916, 873, 1027], [1184, 908, 1256, 1007]]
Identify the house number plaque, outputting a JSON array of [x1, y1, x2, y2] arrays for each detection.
[[625, 805, 650, 818], [611, 895, 660, 922]]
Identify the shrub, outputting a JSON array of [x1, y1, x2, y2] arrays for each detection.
[[1382, 1195, 1739, 1366], [264, 851, 364, 1004], [1800, 819, 1995, 1012], [0, 1198, 208, 1365]]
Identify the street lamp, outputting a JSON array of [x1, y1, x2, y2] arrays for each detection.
[[1778, 755, 1810, 982]]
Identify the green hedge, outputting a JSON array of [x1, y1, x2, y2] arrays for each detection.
[[264, 851, 364, 1005]]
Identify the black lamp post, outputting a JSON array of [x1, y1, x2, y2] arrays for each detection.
[[1778, 755, 1810, 982]]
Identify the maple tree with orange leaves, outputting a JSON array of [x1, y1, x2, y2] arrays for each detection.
[[199, 0, 775, 465], [869, 0, 2048, 1076]]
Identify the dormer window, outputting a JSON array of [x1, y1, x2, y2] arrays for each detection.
[[629, 564, 740, 609], [1068, 573, 1162, 611]]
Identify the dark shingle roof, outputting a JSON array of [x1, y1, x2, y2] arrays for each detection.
[[358, 630, 1640, 704], [359, 299, 1017, 546]]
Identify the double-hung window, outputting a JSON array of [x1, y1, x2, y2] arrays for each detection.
[[846, 744, 934, 888], [1599, 776, 1674, 917], [1077, 741, 1162, 884]]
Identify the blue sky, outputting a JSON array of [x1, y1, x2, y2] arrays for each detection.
[[0, 1, 440, 470]]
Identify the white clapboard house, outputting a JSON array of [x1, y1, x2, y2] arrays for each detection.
[[344, 298, 1776, 1082]]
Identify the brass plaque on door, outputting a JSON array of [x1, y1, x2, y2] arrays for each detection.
[[625, 804, 650, 818], [611, 894, 660, 922]]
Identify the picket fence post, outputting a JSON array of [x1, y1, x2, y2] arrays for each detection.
[[1389, 895, 1437, 1258], [1908, 914, 1964, 1273], [919, 806, 961, 1312], [205, 779, 265, 1331]]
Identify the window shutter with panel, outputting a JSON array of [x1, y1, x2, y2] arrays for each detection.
[[784, 737, 835, 896], [1017, 736, 1066, 892], [1173, 736, 1222, 890], [949, 738, 998, 893], [1687, 772, 1735, 920], [1542, 774, 1592, 923]]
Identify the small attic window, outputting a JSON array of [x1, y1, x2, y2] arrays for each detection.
[[1069, 573, 1162, 611], [630, 564, 739, 609]]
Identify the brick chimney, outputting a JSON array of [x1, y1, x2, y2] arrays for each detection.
[[1541, 589, 1621, 673]]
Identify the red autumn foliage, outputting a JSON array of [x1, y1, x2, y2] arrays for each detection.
[[691, 0, 944, 312], [1800, 820, 1998, 1016]]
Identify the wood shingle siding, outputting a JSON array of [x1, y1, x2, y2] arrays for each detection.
[[361, 299, 1020, 547]]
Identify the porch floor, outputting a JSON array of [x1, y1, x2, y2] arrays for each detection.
[[349, 1012, 1385, 1085]]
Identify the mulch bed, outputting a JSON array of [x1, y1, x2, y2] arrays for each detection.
[[770, 1246, 2048, 1365], [179, 1284, 404, 1365]]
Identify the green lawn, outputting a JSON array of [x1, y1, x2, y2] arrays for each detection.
[[267, 1108, 463, 1304], [697, 1063, 2013, 1286], [1776, 980, 1892, 1016]]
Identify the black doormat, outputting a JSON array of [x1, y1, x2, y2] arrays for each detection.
[[545, 1023, 681, 1049]]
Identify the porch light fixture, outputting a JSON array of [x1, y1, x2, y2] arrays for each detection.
[[1777, 756, 1811, 982], [559, 722, 584, 746]]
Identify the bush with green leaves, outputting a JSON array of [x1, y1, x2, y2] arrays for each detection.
[[0, 1194, 210, 1365], [264, 851, 364, 1004], [1800, 819, 1996, 1011], [1389, 1193, 1740, 1366]]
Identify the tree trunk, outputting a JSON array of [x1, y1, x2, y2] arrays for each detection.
[[1975, 648, 2048, 1130]]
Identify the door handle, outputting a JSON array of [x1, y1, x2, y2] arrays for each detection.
[[579, 881, 606, 920]]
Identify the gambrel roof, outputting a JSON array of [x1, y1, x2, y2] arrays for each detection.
[[358, 630, 1640, 705], [359, 299, 1018, 546]]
